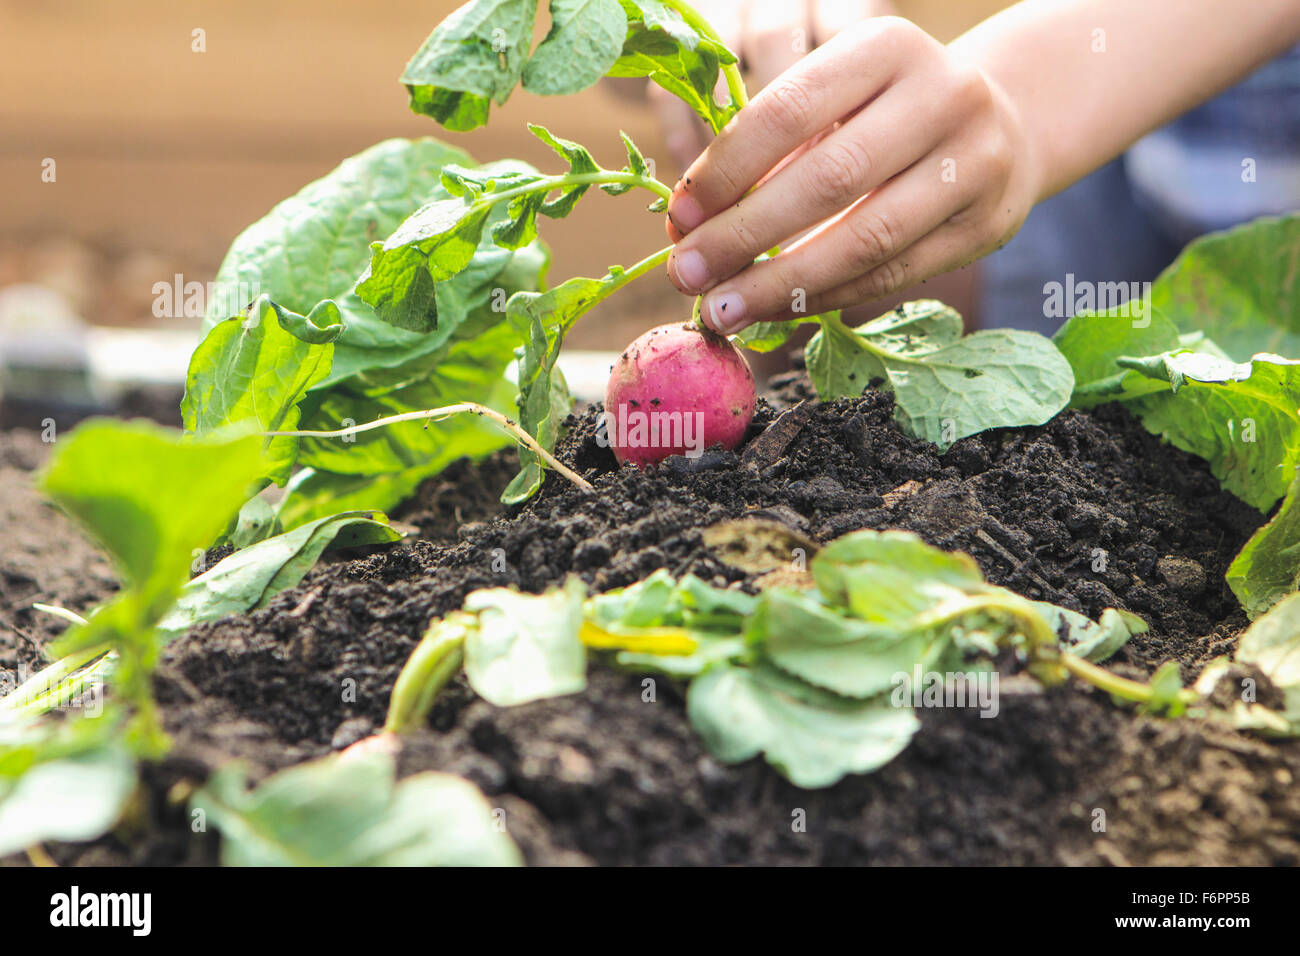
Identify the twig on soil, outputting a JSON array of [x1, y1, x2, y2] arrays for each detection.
[[973, 528, 1057, 596], [31, 603, 89, 628], [881, 480, 923, 508], [267, 402, 594, 494]]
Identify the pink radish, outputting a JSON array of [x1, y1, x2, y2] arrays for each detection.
[[604, 322, 756, 467]]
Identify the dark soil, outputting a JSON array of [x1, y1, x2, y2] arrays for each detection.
[[5, 384, 1299, 866]]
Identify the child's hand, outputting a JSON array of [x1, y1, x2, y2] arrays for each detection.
[[650, 1, 885, 171], [665, 17, 1038, 334]]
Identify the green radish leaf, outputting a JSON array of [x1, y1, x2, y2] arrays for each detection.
[[440, 163, 537, 199], [614, 637, 746, 678], [1052, 305, 1184, 408], [356, 138, 647, 335], [502, 276, 608, 503], [1227, 473, 1300, 619], [1142, 661, 1188, 717], [402, 0, 738, 133], [805, 309, 885, 397], [295, 316, 518, 477], [39, 421, 267, 754], [735, 319, 808, 353], [783, 530, 1087, 693], [1232, 592, 1300, 731], [601, 130, 651, 197], [1053, 215, 1300, 516], [41, 421, 265, 622], [686, 662, 920, 788], [529, 124, 601, 217], [588, 570, 752, 676], [1116, 350, 1258, 391], [1034, 603, 1147, 663], [462, 579, 588, 706], [751, 589, 929, 699], [587, 568, 757, 631], [501, 248, 673, 503], [609, 0, 740, 133], [273, 468, 424, 532], [0, 716, 136, 857], [357, 200, 494, 333], [882, 330, 1073, 449], [857, 299, 966, 355], [806, 303, 1073, 449], [523, 0, 629, 95], [494, 191, 548, 250], [183, 295, 342, 486], [158, 512, 401, 641], [195, 751, 521, 866], [227, 495, 279, 549], [619, 130, 650, 178], [1148, 215, 1300, 361], [1118, 352, 1300, 510], [1054, 216, 1300, 404], [202, 138, 541, 387], [403, 0, 538, 131], [811, 529, 986, 622]]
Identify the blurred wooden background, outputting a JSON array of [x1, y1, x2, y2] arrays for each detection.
[[0, 0, 1003, 346]]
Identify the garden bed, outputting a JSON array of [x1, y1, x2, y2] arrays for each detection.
[[7, 379, 1299, 867]]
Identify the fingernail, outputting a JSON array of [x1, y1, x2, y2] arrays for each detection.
[[669, 192, 705, 232], [671, 249, 711, 292], [705, 291, 746, 334]]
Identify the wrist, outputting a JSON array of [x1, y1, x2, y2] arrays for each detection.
[[979, 64, 1047, 211]]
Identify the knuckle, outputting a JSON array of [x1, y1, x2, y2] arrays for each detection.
[[724, 216, 762, 258], [866, 16, 924, 50], [807, 140, 871, 204], [952, 132, 1013, 199], [760, 79, 818, 136], [711, 159, 745, 201], [845, 209, 900, 267], [982, 130, 1015, 183], [768, 261, 806, 314], [948, 63, 993, 113], [857, 257, 910, 301]]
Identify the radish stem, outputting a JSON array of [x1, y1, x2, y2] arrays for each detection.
[[1060, 653, 1198, 708], [690, 294, 705, 331], [384, 615, 469, 735]]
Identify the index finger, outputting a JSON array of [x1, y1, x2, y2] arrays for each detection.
[[665, 18, 917, 235]]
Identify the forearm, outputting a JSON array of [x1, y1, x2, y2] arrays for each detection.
[[951, 0, 1300, 202]]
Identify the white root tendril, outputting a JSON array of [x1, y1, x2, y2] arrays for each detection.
[[266, 402, 594, 493]]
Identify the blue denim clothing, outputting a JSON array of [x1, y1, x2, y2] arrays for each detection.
[[981, 43, 1300, 334]]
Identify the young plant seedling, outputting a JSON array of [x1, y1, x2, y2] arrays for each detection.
[[364, 529, 1221, 787]]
